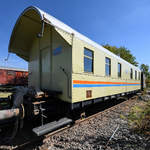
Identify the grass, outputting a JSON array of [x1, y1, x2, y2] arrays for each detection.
[[121, 99, 150, 135]]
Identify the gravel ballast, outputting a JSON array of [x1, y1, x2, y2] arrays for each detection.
[[39, 97, 150, 150], [0, 95, 149, 150]]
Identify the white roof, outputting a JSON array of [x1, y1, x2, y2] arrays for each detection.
[[10, 6, 140, 71], [0, 66, 28, 72]]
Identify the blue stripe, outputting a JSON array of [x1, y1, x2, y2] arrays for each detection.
[[73, 84, 140, 88]]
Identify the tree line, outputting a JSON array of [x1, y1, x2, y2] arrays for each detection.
[[103, 44, 150, 87]]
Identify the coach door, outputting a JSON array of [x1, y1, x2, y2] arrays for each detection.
[[40, 47, 51, 90]]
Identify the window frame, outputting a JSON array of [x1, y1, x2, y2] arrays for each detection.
[[84, 48, 94, 73], [118, 63, 122, 78], [105, 57, 111, 76]]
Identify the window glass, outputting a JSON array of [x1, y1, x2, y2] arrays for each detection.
[[138, 72, 140, 80], [130, 69, 133, 79], [118, 63, 121, 77], [135, 71, 137, 80], [7, 70, 15, 75], [84, 49, 93, 57], [84, 48, 93, 73], [105, 57, 111, 76]]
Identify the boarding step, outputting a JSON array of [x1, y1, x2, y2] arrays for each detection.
[[32, 117, 72, 136], [43, 90, 62, 97]]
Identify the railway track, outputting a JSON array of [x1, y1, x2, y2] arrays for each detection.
[[7, 94, 138, 150]]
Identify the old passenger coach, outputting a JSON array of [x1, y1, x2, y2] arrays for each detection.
[[0, 6, 144, 139], [8, 6, 141, 110]]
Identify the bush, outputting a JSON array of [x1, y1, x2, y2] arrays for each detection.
[[146, 78, 150, 88]]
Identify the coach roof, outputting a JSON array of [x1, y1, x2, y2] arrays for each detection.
[[0, 66, 28, 72], [9, 6, 140, 71]]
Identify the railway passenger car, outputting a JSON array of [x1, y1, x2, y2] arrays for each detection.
[[9, 6, 141, 108], [0, 67, 28, 86], [4, 6, 143, 137]]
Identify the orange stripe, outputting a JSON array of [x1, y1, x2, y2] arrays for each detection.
[[73, 80, 140, 85]]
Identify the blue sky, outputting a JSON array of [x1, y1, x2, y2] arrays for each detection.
[[0, 0, 150, 70]]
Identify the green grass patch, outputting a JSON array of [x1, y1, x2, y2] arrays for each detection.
[[121, 100, 150, 135]]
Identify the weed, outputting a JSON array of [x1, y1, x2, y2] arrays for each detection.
[[121, 100, 150, 135]]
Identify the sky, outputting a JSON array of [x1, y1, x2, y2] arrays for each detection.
[[0, 0, 150, 70]]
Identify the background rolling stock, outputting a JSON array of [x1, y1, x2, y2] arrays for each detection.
[[0, 67, 28, 86]]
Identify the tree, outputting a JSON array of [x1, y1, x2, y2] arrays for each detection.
[[140, 64, 150, 77], [140, 64, 150, 87], [103, 44, 138, 66]]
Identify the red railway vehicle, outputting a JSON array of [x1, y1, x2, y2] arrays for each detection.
[[0, 67, 28, 86]]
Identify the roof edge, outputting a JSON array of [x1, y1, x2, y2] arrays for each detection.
[[0, 66, 28, 72], [8, 6, 43, 53], [8, 6, 140, 71]]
